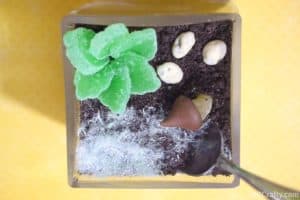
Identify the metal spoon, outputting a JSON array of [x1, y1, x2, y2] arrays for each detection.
[[182, 124, 300, 200]]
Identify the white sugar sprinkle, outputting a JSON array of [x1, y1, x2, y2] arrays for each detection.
[[76, 107, 194, 177]]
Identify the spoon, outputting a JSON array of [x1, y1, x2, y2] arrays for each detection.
[[182, 124, 300, 200], [161, 95, 300, 199]]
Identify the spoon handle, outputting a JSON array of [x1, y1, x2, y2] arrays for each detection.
[[218, 156, 300, 200]]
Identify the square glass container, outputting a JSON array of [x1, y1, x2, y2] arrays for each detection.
[[62, 0, 241, 188]]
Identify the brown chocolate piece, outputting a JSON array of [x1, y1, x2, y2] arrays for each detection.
[[161, 96, 203, 131]]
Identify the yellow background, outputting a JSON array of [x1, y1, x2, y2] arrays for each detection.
[[0, 0, 299, 199]]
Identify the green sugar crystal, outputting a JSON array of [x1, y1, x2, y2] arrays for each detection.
[[64, 24, 161, 113], [74, 64, 115, 100], [89, 23, 129, 60], [98, 64, 131, 114], [110, 28, 157, 60], [63, 28, 109, 75], [118, 52, 161, 95]]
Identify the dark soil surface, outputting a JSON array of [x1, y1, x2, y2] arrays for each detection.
[[77, 20, 232, 175]]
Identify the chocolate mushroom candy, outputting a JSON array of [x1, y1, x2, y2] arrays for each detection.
[[192, 94, 213, 120], [161, 96, 202, 131], [160, 94, 213, 131]]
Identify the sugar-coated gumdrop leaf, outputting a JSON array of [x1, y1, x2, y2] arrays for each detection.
[[74, 65, 115, 100], [98, 64, 131, 114], [63, 28, 109, 75], [110, 28, 157, 60], [89, 23, 129, 60], [118, 52, 161, 95]]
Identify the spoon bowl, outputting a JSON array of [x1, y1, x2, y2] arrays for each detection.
[[182, 123, 221, 175]]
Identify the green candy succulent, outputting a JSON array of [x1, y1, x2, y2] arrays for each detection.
[[63, 23, 161, 113]]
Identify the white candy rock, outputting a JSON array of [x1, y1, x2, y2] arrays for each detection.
[[157, 62, 183, 84], [172, 31, 196, 59], [192, 94, 213, 120], [202, 40, 227, 65]]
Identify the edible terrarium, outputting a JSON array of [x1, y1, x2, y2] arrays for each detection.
[[62, 0, 241, 188]]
